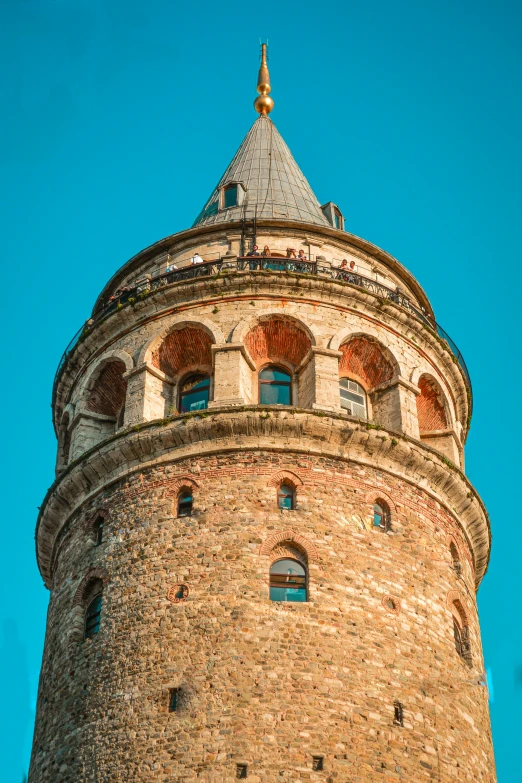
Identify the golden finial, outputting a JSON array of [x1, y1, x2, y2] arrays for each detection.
[[254, 43, 274, 115]]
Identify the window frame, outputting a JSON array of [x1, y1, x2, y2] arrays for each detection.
[[178, 372, 210, 414], [177, 489, 193, 518], [269, 557, 308, 603], [259, 364, 293, 406], [373, 499, 390, 531], [277, 483, 295, 510], [84, 593, 103, 640], [223, 183, 238, 209], [93, 516, 104, 546], [339, 376, 368, 419]]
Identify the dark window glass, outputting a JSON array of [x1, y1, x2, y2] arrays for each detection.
[[259, 366, 292, 406], [178, 491, 193, 517], [236, 764, 248, 779], [84, 594, 102, 639], [269, 559, 307, 602], [278, 484, 294, 510], [179, 374, 210, 413], [312, 757, 324, 772], [169, 688, 179, 712], [334, 211, 341, 229], [373, 501, 389, 530], [93, 517, 104, 546], [117, 405, 125, 428], [224, 185, 238, 208]]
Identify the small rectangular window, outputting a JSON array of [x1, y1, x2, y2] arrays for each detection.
[[224, 185, 238, 208], [236, 763, 248, 778], [393, 701, 404, 726], [312, 756, 324, 771], [169, 688, 179, 712]]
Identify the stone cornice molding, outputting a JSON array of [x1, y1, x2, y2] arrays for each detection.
[[36, 408, 490, 589]]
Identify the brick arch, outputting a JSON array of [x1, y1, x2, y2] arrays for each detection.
[[363, 489, 397, 514], [447, 590, 469, 625], [266, 470, 303, 489], [339, 336, 396, 391], [151, 326, 213, 379], [416, 374, 449, 432], [86, 359, 127, 417], [260, 530, 318, 563], [231, 310, 319, 347], [244, 317, 312, 369], [138, 316, 225, 368], [165, 477, 200, 498], [269, 542, 308, 568], [72, 567, 109, 607], [82, 508, 109, 534]]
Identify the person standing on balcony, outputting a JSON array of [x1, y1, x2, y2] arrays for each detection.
[[247, 245, 260, 257], [297, 249, 307, 262], [261, 245, 271, 257], [191, 252, 204, 264]]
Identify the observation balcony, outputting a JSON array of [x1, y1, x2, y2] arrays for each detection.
[[54, 255, 471, 407]]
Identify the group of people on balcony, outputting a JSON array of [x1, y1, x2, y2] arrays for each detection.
[[246, 245, 309, 262]]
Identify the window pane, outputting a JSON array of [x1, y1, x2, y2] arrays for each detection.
[[270, 559, 305, 576], [278, 486, 293, 509], [85, 595, 102, 639], [259, 367, 291, 382], [224, 186, 237, 208], [178, 492, 192, 516], [373, 503, 384, 527], [270, 585, 307, 602], [260, 383, 291, 405]]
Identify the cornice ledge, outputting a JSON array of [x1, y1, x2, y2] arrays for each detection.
[[36, 408, 490, 590]]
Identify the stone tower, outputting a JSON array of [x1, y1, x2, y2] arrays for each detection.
[[30, 49, 496, 783]]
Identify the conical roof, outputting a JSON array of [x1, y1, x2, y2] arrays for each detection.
[[193, 115, 330, 228]]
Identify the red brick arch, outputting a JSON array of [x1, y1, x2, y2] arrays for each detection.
[[87, 360, 127, 417], [260, 530, 318, 563], [244, 317, 311, 369], [72, 567, 109, 607], [152, 327, 213, 378], [339, 337, 395, 391], [165, 477, 200, 498], [266, 470, 303, 488], [416, 374, 448, 432]]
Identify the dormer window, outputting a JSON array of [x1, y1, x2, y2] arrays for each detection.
[[321, 201, 345, 230], [223, 184, 238, 208], [219, 181, 246, 211]]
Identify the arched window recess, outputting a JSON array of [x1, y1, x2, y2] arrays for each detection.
[[259, 365, 292, 406], [269, 559, 307, 603], [177, 489, 193, 518], [373, 500, 391, 531]]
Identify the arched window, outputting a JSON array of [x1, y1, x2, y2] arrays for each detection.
[[452, 601, 472, 665], [339, 378, 367, 418], [179, 374, 210, 413], [277, 483, 295, 510], [373, 500, 390, 531], [450, 542, 462, 575], [93, 516, 104, 546], [177, 489, 193, 517], [269, 559, 307, 602], [84, 594, 103, 639], [259, 366, 292, 405]]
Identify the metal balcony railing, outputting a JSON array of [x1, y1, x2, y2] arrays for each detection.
[[52, 255, 471, 408]]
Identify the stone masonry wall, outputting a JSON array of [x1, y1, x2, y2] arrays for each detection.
[[29, 450, 495, 783]]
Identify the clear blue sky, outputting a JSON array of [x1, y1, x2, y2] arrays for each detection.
[[1, 1, 520, 780]]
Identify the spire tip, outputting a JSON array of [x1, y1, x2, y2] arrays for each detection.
[[254, 43, 274, 115]]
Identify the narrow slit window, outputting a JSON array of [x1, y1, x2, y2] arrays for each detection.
[[177, 490, 193, 518], [84, 594, 103, 640], [393, 702, 404, 726], [312, 756, 324, 771], [93, 516, 104, 546], [259, 366, 292, 406], [277, 484, 295, 510], [236, 763, 248, 779], [339, 378, 367, 418], [269, 559, 307, 603], [169, 688, 179, 712], [450, 543, 462, 575]]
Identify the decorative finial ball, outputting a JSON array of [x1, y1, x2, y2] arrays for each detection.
[[254, 94, 274, 115]]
